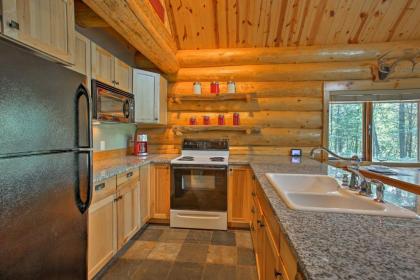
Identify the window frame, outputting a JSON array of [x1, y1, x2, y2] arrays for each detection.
[[324, 81, 420, 166]]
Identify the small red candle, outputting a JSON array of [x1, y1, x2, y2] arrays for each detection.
[[218, 114, 225, 125], [233, 113, 240, 125], [203, 115, 210, 125], [210, 82, 220, 94]]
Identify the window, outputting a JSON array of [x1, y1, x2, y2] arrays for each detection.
[[328, 101, 419, 163], [329, 103, 363, 158], [372, 102, 418, 162]]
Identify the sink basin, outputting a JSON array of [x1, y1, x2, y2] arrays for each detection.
[[266, 173, 417, 218]]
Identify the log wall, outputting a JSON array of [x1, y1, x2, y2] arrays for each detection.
[[137, 42, 420, 155]]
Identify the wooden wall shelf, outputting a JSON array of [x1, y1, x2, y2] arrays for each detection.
[[170, 93, 253, 104], [172, 125, 261, 136]]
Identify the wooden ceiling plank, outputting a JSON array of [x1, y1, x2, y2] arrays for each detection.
[[215, 0, 227, 48], [266, 0, 282, 47], [294, 0, 312, 46], [347, 0, 381, 44], [245, 0, 260, 47], [299, 0, 322, 46], [332, 0, 366, 44], [165, 0, 181, 49], [357, 0, 393, 44], [254, 0, 269, 47], [226, 0, 238, 48], [392, 0, 420, 41], [325, 0, 354, 44], [285, 0, 305, 46], [306, 0, 328, 45], [386, 0, 414, 41], [237, 0, 250, 47], [75, 0, 109, 28], [313, 0, 338, 45], [371, 0, 409, 42]]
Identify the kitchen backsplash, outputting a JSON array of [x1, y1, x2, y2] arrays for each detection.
[[93, 123, 136, 151]]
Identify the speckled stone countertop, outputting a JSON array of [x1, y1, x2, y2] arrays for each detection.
[[93, 154, 177, 183], [249, 156, 420, 280], [93, 154, 420, 279]]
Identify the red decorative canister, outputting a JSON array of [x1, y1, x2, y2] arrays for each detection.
[[233, 112, 240, 125], [203, 115, 210, 125], [218, 114, 225, 125], [210, 81, 220, 94]]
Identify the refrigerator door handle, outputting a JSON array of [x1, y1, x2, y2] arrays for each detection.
[[76, 85, 93, 214]]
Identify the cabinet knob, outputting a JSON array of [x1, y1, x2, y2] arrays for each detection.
[[251, 191, 256, 197], [274, 270, 282, 278], [126, 171, 133, 178], [115, 81, 120, 85], [95, 183, 105, 191], [257, 220, 264, 227], [8, 20, 20, 30]]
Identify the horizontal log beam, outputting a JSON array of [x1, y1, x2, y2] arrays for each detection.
[[176, 40, 420, 67], [168, 81, 323, 97], [143, 128, 322, 146], [83, 0, 179, 74], [75, 0, 108, 28], [168, 97, 322, 112], [168, 61, 420, 82], [168, 111, 322, 129]]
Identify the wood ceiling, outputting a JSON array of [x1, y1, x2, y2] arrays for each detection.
[[165, 0, 420, 50]]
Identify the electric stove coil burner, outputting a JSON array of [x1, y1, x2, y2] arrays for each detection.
[[209, 157, 225, 162], [178, 156, 195, 161]]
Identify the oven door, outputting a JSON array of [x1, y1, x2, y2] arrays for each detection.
[[93, 80, 134, 123], [171, 164, 227, 212]]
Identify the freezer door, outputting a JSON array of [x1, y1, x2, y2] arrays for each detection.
[[0, 39, 86, 155], [0, 151, 89, 279]]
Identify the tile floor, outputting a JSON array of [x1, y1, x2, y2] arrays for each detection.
[[97, 224, 258, 280]]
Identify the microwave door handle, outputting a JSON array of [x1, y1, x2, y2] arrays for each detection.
[[123, 99, 130, 118]]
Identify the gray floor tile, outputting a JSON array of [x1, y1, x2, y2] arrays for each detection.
[[202, 264, 236, 280], [185, 229, 213, 244], [237, 247, 256, 265], [211, 231, 236, 246], [100, 259, 140, 280], [137, 228, 164, 241], [159, 228, 189, 243], [177, 243, 209, 263], [167, 262, 204, 280], [131, 259, 173, 280]]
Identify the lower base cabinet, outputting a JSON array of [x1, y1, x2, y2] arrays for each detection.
[[150, 164, 170, 221], [250, 174, 298, 280], [88, 194, 117, 279]]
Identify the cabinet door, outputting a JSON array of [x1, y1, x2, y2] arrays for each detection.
[[150, 164, 170, 220], [133, 69, 158, 123], [139, 164, 151, 226], [91, 42, 114, 86], [114, 57, 132, 93], [1, 0, 75, 64], [263, 221, 283, 280], [117, 182, 140, 249], [88, 195, 117, 279], [228, 166, 252, 227], [68, 32, 90, 76]]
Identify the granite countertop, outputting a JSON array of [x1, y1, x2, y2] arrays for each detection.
[[93, 154, 420, 279], [250, 156, 420, 280], [93, 154, 178, 183]]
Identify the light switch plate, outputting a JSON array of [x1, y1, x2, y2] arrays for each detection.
[[100, 140, 106, 151]]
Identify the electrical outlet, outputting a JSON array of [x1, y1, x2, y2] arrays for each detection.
[[100, 140, 106, 151]]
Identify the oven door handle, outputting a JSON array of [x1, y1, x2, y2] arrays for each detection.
[[171, 166, 227, 171]]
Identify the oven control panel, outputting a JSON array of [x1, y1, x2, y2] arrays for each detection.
[[182, 139, 229, 151]]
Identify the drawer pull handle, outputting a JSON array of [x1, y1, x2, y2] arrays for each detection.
[[126, 171, 133, 178], [8, 20, 20, 30], [252, 191, 256, 197], [251, 207, 255, 214], [257, 220, 264, 227], [95, 183, 105, 191], [114, 195, 123, 202]]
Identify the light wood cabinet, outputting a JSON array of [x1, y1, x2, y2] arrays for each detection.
[[114, 57, 132, 93], [132, 69, 167, 124], [139, 164, 151, 226], [116, 170, 140, 248], [91, 42, 132, 92], [150, 164, 170, 220], [1, 0, 75, 64], [250, 173, 298, 280], [88, 179, 117, 280], [68, 32, 90, 76], [228, 166, 252, 227]]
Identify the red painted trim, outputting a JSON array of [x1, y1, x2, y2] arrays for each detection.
[[149, 0, 165, 22]]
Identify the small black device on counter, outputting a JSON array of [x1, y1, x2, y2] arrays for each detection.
[[290, 149, 302, 157]]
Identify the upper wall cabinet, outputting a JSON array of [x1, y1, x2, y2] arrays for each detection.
[[67, 31, 90, 76], [133, 69, 167, 124], [1, 0, 75, 64], [91, 42, 132, 93]]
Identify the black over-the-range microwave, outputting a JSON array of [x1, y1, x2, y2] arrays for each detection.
[[92, 79, 135, 123]]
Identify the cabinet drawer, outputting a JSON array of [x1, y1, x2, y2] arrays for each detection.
[[117, 169, 139, 187], [92, 177, 117, 204]]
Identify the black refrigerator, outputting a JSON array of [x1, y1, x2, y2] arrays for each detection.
[[0, 39, 92, 279]]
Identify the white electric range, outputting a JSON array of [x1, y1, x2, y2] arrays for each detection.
[[170, 139, 229, 230]]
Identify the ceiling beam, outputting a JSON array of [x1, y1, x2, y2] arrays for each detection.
[[74, 0, 108, 28], [176, 40, 420, 68], [82, 0, 179, 74]]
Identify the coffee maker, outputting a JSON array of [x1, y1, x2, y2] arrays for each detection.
[[134, 134, 148, 156]]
